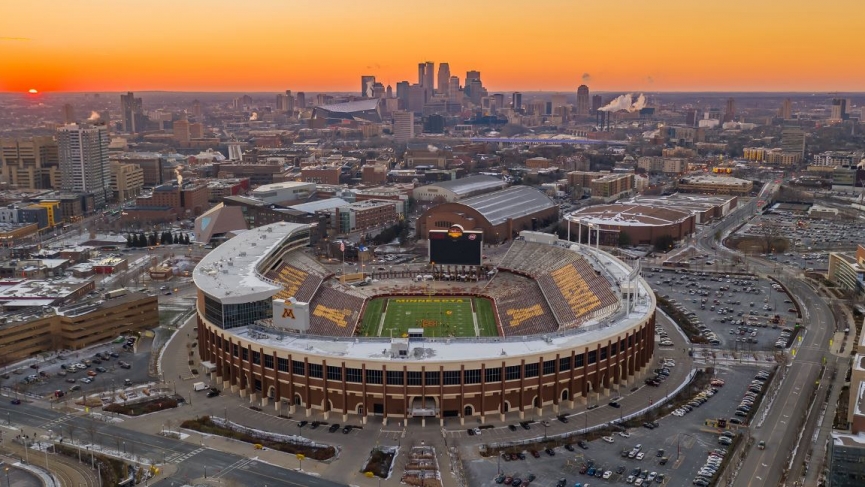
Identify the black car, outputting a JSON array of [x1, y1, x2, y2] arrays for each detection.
[[643, 422, 655, 429], [609, 401, 621, 408], [556, 479, 567, 487], [564, 443, 575, 452], [342, 425, 352, 434], [207, 390, 220, 398], [298, 420, 308, 428], [467, 428, 475, 436], [558, 415, 569, 423], [656, 449, 665, 457], [577, 440, 589, 449], [310, 421, 321, 429], [508, 424, 517, 431], [328, 423, 340, 433], [520, 422, 531, 430], [11, 399, 21, 405], [545, 448, 555, 456], [616, 466, 626, 474]]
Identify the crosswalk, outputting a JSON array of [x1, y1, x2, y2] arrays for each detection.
[[165, 446, 205, 464], [41, 414, 74, 429]]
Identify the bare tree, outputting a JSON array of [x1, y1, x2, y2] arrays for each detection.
[[86, 417, 100, 446]]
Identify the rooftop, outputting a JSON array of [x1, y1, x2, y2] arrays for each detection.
[[289, 198, 350, 213], [679, 175, 752, 186], [567, 204, 692, 227], [627, 193, 736, 213], [423, 175, 506, 197], [193, 222, 310, 305], [316, 99, 381, 114], [461, 186, 556, 226], [252, 181, 316, 194]]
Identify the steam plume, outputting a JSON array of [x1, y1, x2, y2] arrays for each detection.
[[175, 165, 183, 186], [581, 73, 591, 82], [249, 112, 258, 121], [599, 93, 647, 113], [427, 145, 439, 153], [87, 111, 101, 121]]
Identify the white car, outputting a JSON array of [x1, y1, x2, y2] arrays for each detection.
[[618, 431, 631, 438], [603, 470, 613, 479], [472, 428, 481, 436], [647, 472, 657, 482], [636, 452, 645, 460], [634, 478, 644, 486], [602, 436, 614, 443]]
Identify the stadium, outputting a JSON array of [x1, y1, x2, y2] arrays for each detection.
[[193, 222, 656, 426]]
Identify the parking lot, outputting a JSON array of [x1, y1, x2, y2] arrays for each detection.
[[647, 268, 798, 351], [734, 210, 863, 254], [465, 365, 769, 487], [1, 336, 153, 400]]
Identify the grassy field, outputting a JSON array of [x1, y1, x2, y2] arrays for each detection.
[[358, 297, 499, 338]]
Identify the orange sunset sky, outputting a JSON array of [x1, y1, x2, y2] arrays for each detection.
[[1, 0, 863, 93]]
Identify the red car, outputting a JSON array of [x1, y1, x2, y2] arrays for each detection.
[[530, 450, 541, 458]]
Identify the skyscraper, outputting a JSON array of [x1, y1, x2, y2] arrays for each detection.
[[723, 97, 735, 122], [120, 92, 143, 133], [372, 82, 386, 99], [192, 100, 203, 118], [57, 123, 111, 208], [576, 85, 590, 116], [276, 93, 290, 112], [173, 119, 190, 144], [437, 63, 450, 95], [418, 63, 426, 86], [423, 61, 434, 92], [780, 98, 792, 120], [296, 92, 306, 109], [62, 103, 75, 124], [407, 84, 427, 114], [361, 76, 376, 98], [393, 111, 414, 142], [831, 98, 847, 121], [592, 94, 603, 114], [448, 77, 460, 103], [512, 92, 522, 111], [386, 85, 393, 99]]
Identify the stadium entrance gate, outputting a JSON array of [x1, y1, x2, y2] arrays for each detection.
[[410, 397, 438, 417]]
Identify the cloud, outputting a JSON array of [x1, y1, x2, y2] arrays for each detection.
[[581, 73, 591, 82]]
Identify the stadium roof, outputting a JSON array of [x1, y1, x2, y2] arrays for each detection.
[[318, 99, 380, 113], [425, 175, 506, 197], [193, 222, 309, 304], [462, 186, 556, 225]]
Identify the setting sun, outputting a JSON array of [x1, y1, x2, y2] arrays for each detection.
[[28, 88, 38, 94]]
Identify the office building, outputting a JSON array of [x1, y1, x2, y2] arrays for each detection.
[[120, 91, 143, 133], [592, 94, 603, 114], [552, 94, 568, 114], [723, 97, 735, 122], [421, 61, 434, 92], [0, 136, 59, 190], [831, 98, 848, 121], [189, 122, 204, 139], [192, 99, 202, 118], [577, 85, 590, 116], [296, 92, 306, 109], [437, 63, 450, 95], [407, 84, 427, 114], [372, 82, 385, 99], [361, 75, 376, 98], [780, 98, 792, 120], [512, 92, 522, 111], [62, 103, 75, 124], [109, 160, 145, 202], [781, 127, 806, 155], [393, 111, 414, 142], [276, 93, 292, 111], [57, 123, 111, 208], [448, 77, 461, 103], [173, 119, 190, 144]]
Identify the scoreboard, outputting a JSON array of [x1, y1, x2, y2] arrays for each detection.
[[428, 225, 483, 266]]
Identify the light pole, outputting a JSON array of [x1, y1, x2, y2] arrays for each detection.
[[20, 430, 29, 464], [4, 466, 9, 487]]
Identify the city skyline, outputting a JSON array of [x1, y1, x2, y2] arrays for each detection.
[[2, 0, 864, 93]]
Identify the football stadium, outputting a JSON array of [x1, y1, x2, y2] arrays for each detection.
[[193, 222, 656, 426]]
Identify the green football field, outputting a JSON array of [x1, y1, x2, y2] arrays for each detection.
[[358, 296, 499, 338]]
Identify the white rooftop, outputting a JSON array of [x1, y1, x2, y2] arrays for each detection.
[[193, 222, 309, 305]]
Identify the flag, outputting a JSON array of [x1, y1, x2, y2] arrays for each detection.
[[340, 242, 345, 252]]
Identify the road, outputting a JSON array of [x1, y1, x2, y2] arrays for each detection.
[[0, 402, 346, 487], [687, 182, 836, 487]]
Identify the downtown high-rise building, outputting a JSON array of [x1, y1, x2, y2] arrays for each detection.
[[723, 97, 735, 122], [192, 99, 202, 118], [576, 85, 590, 116], [276, 91, 294, 112], [422, 61, 434, 92], [512, 92, 522, 110], [831, 98, 847, 121], [62, 103, 75, 124], [393, 111, 414, 142], [779, 98, 792, 120], [781, 127, 806, 155], [120, 92, 143, 133], [57, 123, 111, 208], [296, 92, 306, 110], [437, 63, 450, 95], [361, 75, 376, 98], [448, 77, 460, 103], [591, 94, 603, 114]]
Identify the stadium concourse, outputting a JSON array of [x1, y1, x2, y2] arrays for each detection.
[[193, 223, 658, 426]]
